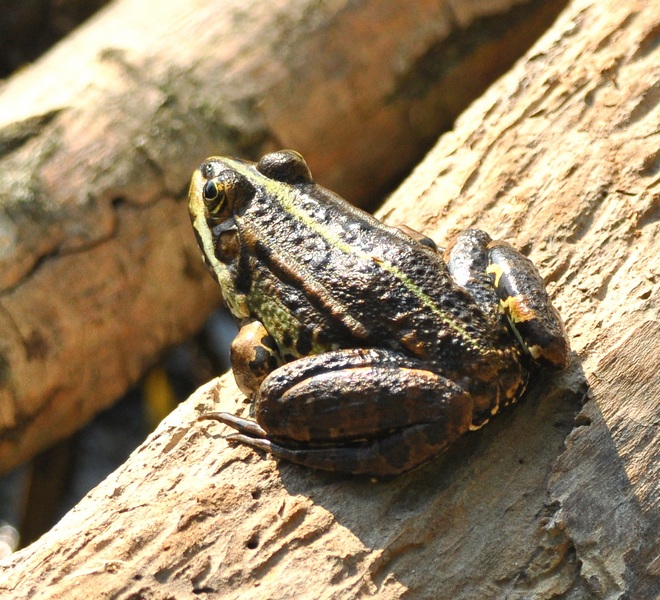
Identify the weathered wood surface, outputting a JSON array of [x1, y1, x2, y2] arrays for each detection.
[[1, 0, 658, 597], [0, 0, 567, 473]]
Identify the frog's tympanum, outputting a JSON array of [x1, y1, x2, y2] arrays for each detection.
[[189, 150, 569, 476]]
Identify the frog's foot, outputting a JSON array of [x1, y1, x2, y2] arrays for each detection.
[[199, 411, 268, 438], [220, 421, 464, 477], [445, 229, 569, 369]]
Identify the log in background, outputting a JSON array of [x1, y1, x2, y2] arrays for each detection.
[[1, 0, 659, 599], [0, 0, 567, 472]]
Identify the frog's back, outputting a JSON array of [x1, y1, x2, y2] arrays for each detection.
[[240, 190, 504, 369]]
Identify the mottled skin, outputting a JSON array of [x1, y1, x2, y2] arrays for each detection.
[[189, 150, 569, 476]]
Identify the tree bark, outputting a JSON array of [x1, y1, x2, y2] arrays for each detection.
[[0, 0, 568, 472], [1, 0, 658, 598]]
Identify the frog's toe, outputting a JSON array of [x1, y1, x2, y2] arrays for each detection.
[[199, 411, 268, 438], [226, 433, 273, 453]]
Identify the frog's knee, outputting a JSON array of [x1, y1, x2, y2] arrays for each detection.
[[444, 229, 491, 286]]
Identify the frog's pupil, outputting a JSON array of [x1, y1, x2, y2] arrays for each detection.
[[204, 180, 219, 201]]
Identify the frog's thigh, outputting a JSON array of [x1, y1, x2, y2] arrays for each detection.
[[256, 361, 473, 444], [238, 420, 466, 476]]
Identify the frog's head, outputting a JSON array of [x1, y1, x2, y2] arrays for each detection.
[[189, 150, 314, 229]]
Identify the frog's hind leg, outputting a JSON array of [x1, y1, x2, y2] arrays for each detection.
[[199, 348, 475, 477], [254, 349, 473, 444], [486, 240, 569, 369], [445, 229, 569, 369], [226, 420, 466, 477]]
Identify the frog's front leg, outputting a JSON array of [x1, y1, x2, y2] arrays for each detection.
[[229, 320, 282, 397], [486, 239, 569, 369], [200, 348, 474, 476]]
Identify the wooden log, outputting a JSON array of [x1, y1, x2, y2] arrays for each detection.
[[0, 0, 568, 472], [1, 0, 657, 597]]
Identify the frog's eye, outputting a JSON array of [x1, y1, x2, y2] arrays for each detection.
[[257, 150, 314, 184], [199, 161, 224, 213], [202, 179, 224, 215], [204, 180, 219, 201], [203, 171, 254, 218]]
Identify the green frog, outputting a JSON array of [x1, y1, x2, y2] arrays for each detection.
[[189, 150, 569, 476]]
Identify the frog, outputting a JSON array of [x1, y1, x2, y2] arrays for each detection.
[[188, 149, 569, 477]]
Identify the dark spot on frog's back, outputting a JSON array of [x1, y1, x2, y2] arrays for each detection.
[[295, 329, 313, 355]]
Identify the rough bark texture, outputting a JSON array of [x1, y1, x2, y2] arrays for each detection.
[[0, 0, 568, 472], [0, 0, 658, 598]]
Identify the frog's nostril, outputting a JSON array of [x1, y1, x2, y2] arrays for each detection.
[[201, 161, 216, 179]]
